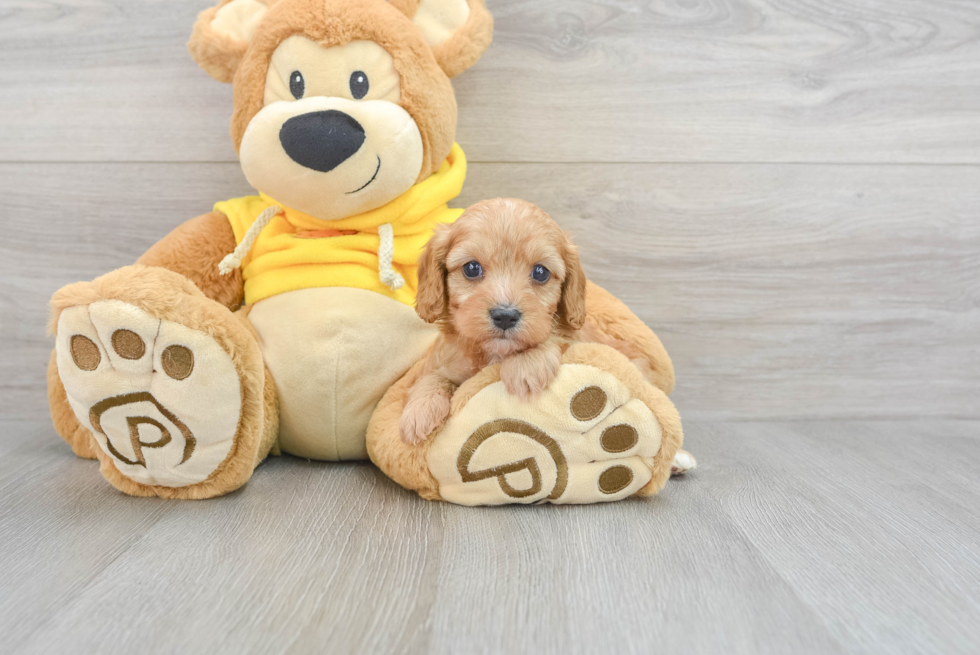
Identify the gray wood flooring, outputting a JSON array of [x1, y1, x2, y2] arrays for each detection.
[[2, 419, 978, 654], [1, 1, 978, 653]]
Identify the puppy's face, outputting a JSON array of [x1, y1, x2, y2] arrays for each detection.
[[416, 199, 588, 360]]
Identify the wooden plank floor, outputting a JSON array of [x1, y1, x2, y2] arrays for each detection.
[[1, 419, 978, 654], [1, 1, 979, 653]]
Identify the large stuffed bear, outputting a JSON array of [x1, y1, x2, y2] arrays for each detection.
[[46, 0, 688, 504]]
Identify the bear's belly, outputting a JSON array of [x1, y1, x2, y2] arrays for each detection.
[[247, 287, 437, 461]]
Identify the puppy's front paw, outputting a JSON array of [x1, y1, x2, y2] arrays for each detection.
[[399, 395, 451, 445], [501, 351, 561, 401]]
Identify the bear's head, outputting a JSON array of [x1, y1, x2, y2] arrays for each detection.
[[188, 0, 492, 221]]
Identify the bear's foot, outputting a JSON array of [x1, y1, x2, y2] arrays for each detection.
[[51, 266, 274, 498], [425, 343, 683, 505]]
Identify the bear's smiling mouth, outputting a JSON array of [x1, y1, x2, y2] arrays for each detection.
[[346, 156, 381, 194]]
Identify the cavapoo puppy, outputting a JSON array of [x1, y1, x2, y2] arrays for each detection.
[[399, 197, 651, 446]]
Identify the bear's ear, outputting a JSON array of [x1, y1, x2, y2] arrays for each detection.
[[392, 0, 494, 78], [188, 0, 270, 83]]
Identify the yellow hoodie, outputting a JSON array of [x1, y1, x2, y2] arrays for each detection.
[[216, 143, 466, 307]]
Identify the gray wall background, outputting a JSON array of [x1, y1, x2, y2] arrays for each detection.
[[2, 0, 977, 425]]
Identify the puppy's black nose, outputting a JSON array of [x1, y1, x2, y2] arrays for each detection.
[[279, 110, 365, 172], [490, 307, 522, 331]]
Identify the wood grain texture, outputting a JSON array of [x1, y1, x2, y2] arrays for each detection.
[[692, 420, 980, 654], [2, 161, 976, 421], [1, 419, 979, 654], [2, 0, 979, 653], [2, 0, 980, 163]]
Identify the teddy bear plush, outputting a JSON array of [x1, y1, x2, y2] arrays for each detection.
[[46, 0, 687, 504]]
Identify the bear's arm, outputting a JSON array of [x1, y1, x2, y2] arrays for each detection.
[[136, 210, 244, 310], [583, 281, 676, 395]]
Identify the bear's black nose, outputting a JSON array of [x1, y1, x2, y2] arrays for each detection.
[[279, 110, 365, 173], [490, 307, 522, 331]]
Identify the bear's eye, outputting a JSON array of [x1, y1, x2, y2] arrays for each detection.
[[349, 71, 369, 100], [532, 264, 551, 283], [289, 71, 305, 99], [462, 261, 483, 280]]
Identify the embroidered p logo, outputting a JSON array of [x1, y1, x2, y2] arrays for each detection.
[[89, 392, 196, 468], [456, 419, 568, 500]]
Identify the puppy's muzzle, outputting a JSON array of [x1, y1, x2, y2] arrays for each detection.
[[279, 110, 365, 173], [490, 306, 522, 331]]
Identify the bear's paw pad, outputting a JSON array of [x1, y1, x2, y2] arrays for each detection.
[[427, 364, 664, 505], [56, 300, 242, 487]]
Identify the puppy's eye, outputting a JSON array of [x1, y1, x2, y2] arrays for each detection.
[[349, 71, 369, 100], [462, 261, 483, 280], [289, 71, 305, 99], [532, 264, 551, 283]]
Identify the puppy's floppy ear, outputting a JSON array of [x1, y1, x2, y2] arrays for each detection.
[[391, 0, 494, 78], [415, 226, 452, 323], [188, 0, 269, 83], [557, 236, 588, 332]]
